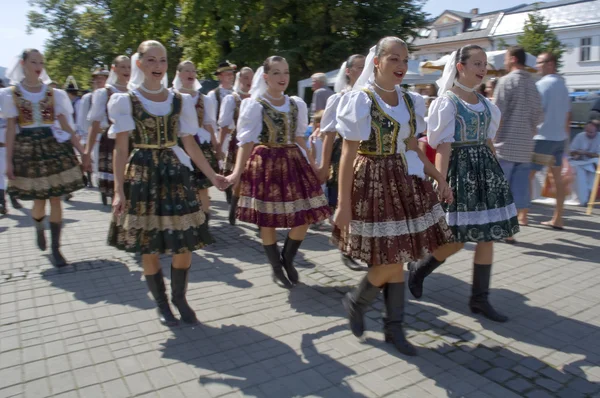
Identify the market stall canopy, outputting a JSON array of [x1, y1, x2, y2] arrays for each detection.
[[420, 50, 537, 76]]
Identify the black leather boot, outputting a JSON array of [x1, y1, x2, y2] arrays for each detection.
[[280, 236, 301, 284], [171, 265, 199, 324], [383, 282, 417, 356], [204, 212, 211, 227], [342, 276, 380, 338], [264, 244, 292, 288], [407, 255, 445, 299], [86, 172, 94, 188], [10, 194, 22, 209], [470, 264, 508, 323], [0, 190, 6, 215], [101, 193, 108, 206], [49, 222, 67, 267], [225, 186, 232, 204], [228, 196, 239, 226], [341, 253, 368, 272], [33, 217, 47, 251], [145, 270, 178, 326]]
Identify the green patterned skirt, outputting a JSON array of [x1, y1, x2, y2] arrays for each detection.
[[194, 141, 219, 190], [107, 148, 214, 254], [8, 127, 85, 200], [445, 144, 519, 242]]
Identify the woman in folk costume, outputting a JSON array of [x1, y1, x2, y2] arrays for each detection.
[[226, 56, 331, 289], [332, 37, 454, 355], [172, 60, 220, 227], [317, 54, 365, 271], [218, 67, 254, 225], [1, 49, 91, 266], [408, 45, 518, 323], [86, 57, 130, 206], [108, 41, 228, 326]]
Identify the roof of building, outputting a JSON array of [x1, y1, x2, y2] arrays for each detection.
[[493, 0, 600, 36], [507, 0, 595, 13]]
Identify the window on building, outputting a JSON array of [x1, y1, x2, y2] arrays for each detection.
[[580, 37, 592, 61], [480, 19, 489, 29]]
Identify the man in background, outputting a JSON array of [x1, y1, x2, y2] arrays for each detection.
[[310, 72, 333, 116]]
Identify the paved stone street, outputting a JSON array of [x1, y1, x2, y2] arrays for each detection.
[[1, 187, 599, 398]]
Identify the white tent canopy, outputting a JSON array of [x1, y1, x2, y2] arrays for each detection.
[[420, 50, 537, 76], [297, 60, 440, 99]]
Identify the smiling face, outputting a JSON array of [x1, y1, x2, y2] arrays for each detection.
[[457, 49, 487, 87], [138, 46, 168, 84], [219, 70, 235, 89], [178, 63, 197, 90], [239, 70, 254, 92], [114, 58, 131, 83], [21, 50, 44, 81], [374, 41, 409, 86], [265, 60, 290, 93], [346, 57, 365, 87]]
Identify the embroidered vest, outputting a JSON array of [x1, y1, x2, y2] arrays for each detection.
[[11, 85, 55, 127], [232, 92, 242, 126], [257, 98, 298, 145], [357, 89, 416, 155], [129, 92, 182, 148], [447, 92, 491, 145], [194, 94, 205, 127], [210, 88, 223, 121]]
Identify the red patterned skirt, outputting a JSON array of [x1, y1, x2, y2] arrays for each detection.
[[237, 144, 331, 228], [331, 153, 453, 266]]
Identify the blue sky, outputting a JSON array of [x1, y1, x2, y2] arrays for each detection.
[[0, 0, 532, 69]]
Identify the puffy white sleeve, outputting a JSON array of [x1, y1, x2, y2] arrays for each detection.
[[201, 94, 216, 129], [485, 98, 502, 140], [336, 90, 372, 141], [291, 96, 308, 137], [218, 94, 236, 128], [320, 93, 342, 133], [53, 89, 74, 118], [178, 93, 200, 137], [236, 98, 263, 145], [107, 93, 134, 138], [426, 96, 456, 149], [0, 87, 18, 118], [409, 92, 427, 136], [88, 89, 109, 122]]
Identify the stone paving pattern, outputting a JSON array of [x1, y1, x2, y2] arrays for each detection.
[[0, 188, 599, 398]]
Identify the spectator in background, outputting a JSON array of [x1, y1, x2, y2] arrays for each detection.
[[531, 52, 571, 230], [477, 83, 486, 97], [570, 121, 600, 206], [590, 96, 600, 122], [493, 46, 544, 233], [485, 79, 498, 101], [310, 72, 333, 115]]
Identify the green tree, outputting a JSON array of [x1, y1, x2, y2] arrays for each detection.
[[517, 11, 565, 61]]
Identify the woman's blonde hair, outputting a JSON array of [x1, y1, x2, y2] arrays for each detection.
[[137, 40, 166, 59]]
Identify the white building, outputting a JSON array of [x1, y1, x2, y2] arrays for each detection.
[[491, 0, 600, 91]]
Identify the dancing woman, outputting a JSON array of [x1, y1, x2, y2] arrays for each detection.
[[107, 40, 228, 326], [333, 37, 454, 355], [86, 56, 131, 205], [173, 60, 220, 226], [1, 49, 91, 266], [226, 56, 331, 288], [408, 45, 518, 323]]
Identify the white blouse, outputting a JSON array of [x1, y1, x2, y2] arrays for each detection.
[[77, 92, 93, 137], [236, 95, 308, 146], [88, 86, 127, 131], [187, 92, 215, 144], [427, 95, 501, 149], [0, 84, 73, 129], [207, 87, 232, 125], [336, 87, 426, 178], [320, 93, 343, 133], [107, 89, 200, 170], [218, 93, 239, 130]]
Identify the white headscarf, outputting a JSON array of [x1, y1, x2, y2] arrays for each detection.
[[333, 61, 348, 93], [436, 51, 458, 97], [352, 46, 376, 91], [171, 71, 202, 92], [250, 66, 267, 100], [128, 52, 168, 91], [106, 69, 118, 86], [6, 55, 52, 86], [232, 71, 241, 93]]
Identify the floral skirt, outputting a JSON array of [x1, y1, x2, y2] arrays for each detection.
[[331, 153, 453, 266], [223, 132, 238, 176], [237, 145, 331, 228], [98, 132, 115, 196], [192, 141, 219, 190], [446, 144, 519, 242], [8, 127, 85, 200], [107, 148, 214, 254]]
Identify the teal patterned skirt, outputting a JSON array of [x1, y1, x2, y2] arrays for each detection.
[[445, 144, 519, 242], [107, 148, 214, 254]]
